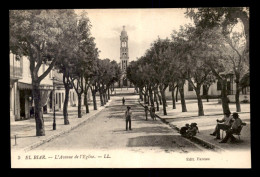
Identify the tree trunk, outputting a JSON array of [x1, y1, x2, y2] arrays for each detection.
[[99, 90, 104, 106], [139, 88, 143, 101], [175, 86, 179, 102], [105, 91, 108, 103], [108, 88, 110, 100], [102, 91, 106, 105], [154, 92, 159, 111], [106, 91, 108, 102], [84, 91, 89, 114], [171, 87, 176, 109], [195, 87, 204, 116], [63, 86, 70, 125], [158, 91, 162, 105], [160, 89, 167, 115], [221, 79, 230, 114], [149, 88, 154, 106], [139, 91, 143, 101], [77, 94, 82, 118], [206, 86, 210, 102], [144, 93, 147, 104], [32, 83, 45, 136], [235, 82, 241, 112], [179, 85, 187, 112], [104, 89, 108, 103], [92, 90, 97, 110]]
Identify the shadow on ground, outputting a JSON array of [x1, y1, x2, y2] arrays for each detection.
[[127, 135, 201, 152], [112, 125, 173, 134]]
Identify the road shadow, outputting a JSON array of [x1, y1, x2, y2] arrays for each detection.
[[114, 93, 136, 96], [112, 125, 173, 134], [127, 135, 201, 152], [132, 118, 165, 125]]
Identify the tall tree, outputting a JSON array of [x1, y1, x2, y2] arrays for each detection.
[[70, 11, 95, 118], [10, 10, 77, 136], [186, 7, 249, 54], [186, 7, 249, 113], [148, 38, 172, 115]]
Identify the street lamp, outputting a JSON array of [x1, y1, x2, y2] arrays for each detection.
[[52, 76, 56, 130]]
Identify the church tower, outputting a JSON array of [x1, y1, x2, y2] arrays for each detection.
[[120, 26, 130, 87]]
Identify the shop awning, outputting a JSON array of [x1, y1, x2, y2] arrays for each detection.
[[18, 82, 53, 90], [18, 83, 32, 90]]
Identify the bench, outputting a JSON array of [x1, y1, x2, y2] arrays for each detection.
[[221, 122, 247, 141]]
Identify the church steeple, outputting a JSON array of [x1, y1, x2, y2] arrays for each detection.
[[120, 25, 129, 73]]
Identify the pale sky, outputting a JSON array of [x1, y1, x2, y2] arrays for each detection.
[[75, 9, 193, 63]]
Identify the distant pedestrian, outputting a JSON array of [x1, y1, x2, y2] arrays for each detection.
[[125, 106, 132, 131], [144, 104, 149, 121], [122, 97, 125, 105], [150, 105, 156, 120]]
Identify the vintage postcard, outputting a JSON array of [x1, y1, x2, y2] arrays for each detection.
[[10, 8, 250, 168]]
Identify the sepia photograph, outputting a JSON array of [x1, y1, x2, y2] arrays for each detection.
[[9, 8, 250, 168]]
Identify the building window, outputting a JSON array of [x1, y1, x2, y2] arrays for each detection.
[[217, 80, 222, 90], [62, 93, 64, 103], [49, 70, 52, 78], [20, 57, 23, 76], [28, 58, 31, 76], [188, 82, 193, 91], [56, 93, 58, 104], [42, 64, 45, 74], [227, 81, 232, 95]]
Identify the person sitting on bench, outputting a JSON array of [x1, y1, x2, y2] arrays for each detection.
[[210, 110, 233, 139], [219, 112, 242, 143]]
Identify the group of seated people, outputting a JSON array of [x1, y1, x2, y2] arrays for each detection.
[[179, 111, 244, 143], [210, 111, 243, 143], [180, 123, 199, 139]]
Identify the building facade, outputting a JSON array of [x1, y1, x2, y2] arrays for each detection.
[[10, 53, 23, 121], [164, 75, 250, 102], [119, 26, 131, 87], [51, 70, 92, 109], [10, 52, 92, 122], [9, 52, 53, 121]]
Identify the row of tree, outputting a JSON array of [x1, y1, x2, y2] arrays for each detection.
[[127, 7, 249, 117], [10, 10, 121, 136]]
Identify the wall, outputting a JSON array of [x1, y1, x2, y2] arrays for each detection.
[[165, 80, 203, 99]]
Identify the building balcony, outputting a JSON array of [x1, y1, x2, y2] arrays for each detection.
[[10, 65, 22, 80]]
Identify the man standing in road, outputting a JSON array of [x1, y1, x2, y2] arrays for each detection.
[[125, 106, 132, 131], [122, 97, 125, 105]]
